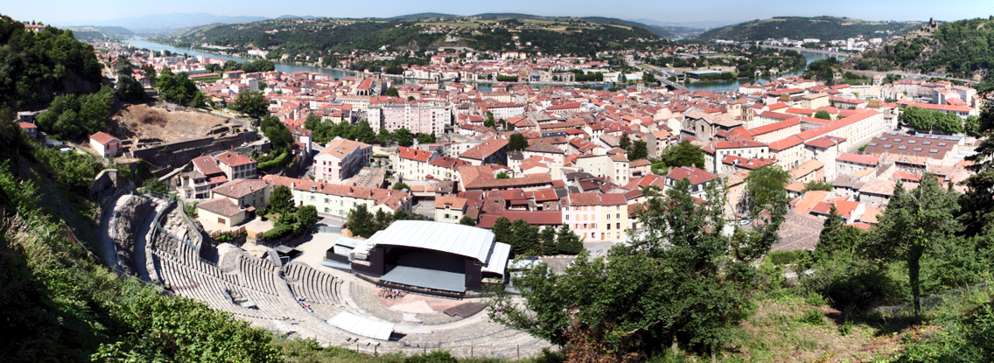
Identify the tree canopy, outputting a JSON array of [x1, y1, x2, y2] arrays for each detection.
[[507, 133, 528, 152], [156, 69, 205, 107], [899, 106, 964, 134], [230, 90, 270, 119], [36, 86, 114, 140]]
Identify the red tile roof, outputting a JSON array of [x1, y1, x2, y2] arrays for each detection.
[[215, 150, 255, 167], [667, 167, 717, 186], [89, 131, 118, 145], [399, 146, 432, 162], [460, 138, 509, 160]]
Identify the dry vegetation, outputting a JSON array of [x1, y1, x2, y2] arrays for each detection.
[[112, 103, 229, 141]]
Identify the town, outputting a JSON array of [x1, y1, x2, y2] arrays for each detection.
[[3, 4, 994, 363]]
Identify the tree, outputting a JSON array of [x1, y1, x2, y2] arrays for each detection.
[[36, 87, 114, 140], [743, 166, 790, 219], [384, 87, 399, 97], [230, 90, 269, 119], [115, 75, 146, 103], [659, 141, 706, 169], [392, 181, 409, 190], [642, 72, 657, 84], [156, 69, 204, 107], [540, 227, 557, 255], [619, 134, 631, 150], [899, 107, 963, 134], [347, 204, 376, 238], [555, 225, 584, 255], [491, 181, 758, 359], [627, 140, 648, 161], [260, 116, 292, 152], [484, 112, 496, 128], [393, 128, 414, 147], [267, 185, 294, 215], [507, 133, 528, 152], [814, 110, 832, 120], [459, 216, 477, 226], [865, 177, 961, 322]]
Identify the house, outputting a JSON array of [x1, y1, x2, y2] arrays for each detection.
[[315, 137, 372, 182], [434, 195, 468, 223], [89, 131, 121, 158], [215, 150, 257, 180], [459, 138, 509, 166], [197, 198, 248, 233], [665, 167, 718, 197], [18, 122, 38, 139], [562, 192, 629, 242], [263, 175, 411, 218], [212, 178, 271, 211]]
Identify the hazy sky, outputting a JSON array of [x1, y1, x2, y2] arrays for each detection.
[[9, 0, 994, 26]]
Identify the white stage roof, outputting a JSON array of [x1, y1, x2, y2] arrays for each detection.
[[367, 220, 496, 264]]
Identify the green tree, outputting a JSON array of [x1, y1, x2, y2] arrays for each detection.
[[507, 133, 528, 152], [156, 69, 204, 107], [484, 112, 496, 128], [642, 72, 657, 84], [814, 110, 832, 120], [267, 185, 295, 215], [899, 107, 964, 134], [230, 90, 270, 119], [115, 75, 146, 103], [619, 134, 631, 150], [555, 225, 584, 255], [866, 177, 961, 322], [459, 216, 477, 226], [743, 166, 790, 219], [491, 181, 758, 359], [627, 140, 648, 161], [384, 87, 400, 97], [260, 116, 293, 152], [657, 141, 706, 171], [346, 204, 376, 238], [539, 226, 557, 255], [393, 128, 414, 147]]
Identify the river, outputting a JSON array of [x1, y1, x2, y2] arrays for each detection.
[[683, 51, 832, 93], [129, 38, 832, 93], [128, 38, 357, 79]]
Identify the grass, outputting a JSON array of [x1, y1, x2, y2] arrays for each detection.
[[728, 293, 907, 362]]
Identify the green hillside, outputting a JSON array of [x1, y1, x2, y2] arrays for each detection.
[[164, 14, 662, 60], [697, 16, 920, 41], [855, 17, 994, 82]]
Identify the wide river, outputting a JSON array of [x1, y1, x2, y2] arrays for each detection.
[[129, 38, 832, 93]]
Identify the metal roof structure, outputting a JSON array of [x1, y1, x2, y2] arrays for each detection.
[[366, 221, 497, 264]]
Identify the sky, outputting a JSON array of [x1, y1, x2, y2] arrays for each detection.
[[8, 0, 994, 27]]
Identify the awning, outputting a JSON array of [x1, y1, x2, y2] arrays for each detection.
[[327, 312, 395, 340]]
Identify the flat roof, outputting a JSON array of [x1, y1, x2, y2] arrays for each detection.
[[381, 265, 466, 293], [367, 221, 496, 264], [327, 312, 394, 340]]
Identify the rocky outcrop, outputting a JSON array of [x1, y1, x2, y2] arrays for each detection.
[[105, 194, 169, 277]]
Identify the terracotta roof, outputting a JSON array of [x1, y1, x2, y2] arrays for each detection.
[[477, 210, 563, 228], [460, 138, 509, 160], [89, 131, 118, 145], [215, 150, 255, 167], [567, 192, 627, 206], [399, 146, 432, 162], [212, 179, 268, 199], [198, 198, 243, 218], [321, 137, 369, 159], [193, 155, 224, 176], [435, 195, 468, 210], [837, 152, 880, 166], [667, 167, 717, 185], [263, 175, 410, 210]]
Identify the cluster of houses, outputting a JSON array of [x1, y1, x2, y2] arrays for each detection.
[[67, 43, 985, 249]]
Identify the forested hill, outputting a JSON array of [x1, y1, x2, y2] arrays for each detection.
[[0, 16, 103, 111], [164, 14, 663, 59], [854, 17, 994, 82], [696, 16, 921, 41]]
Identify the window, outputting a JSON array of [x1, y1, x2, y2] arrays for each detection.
[[218, 217, 225, 224]]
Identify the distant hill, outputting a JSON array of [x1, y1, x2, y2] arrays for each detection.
[[697, 16, 921, 41], [67, 25, 134, 41], [854, 17, 994, 82], [85, 13, 267, 34], [165, 14, 665, 60]]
